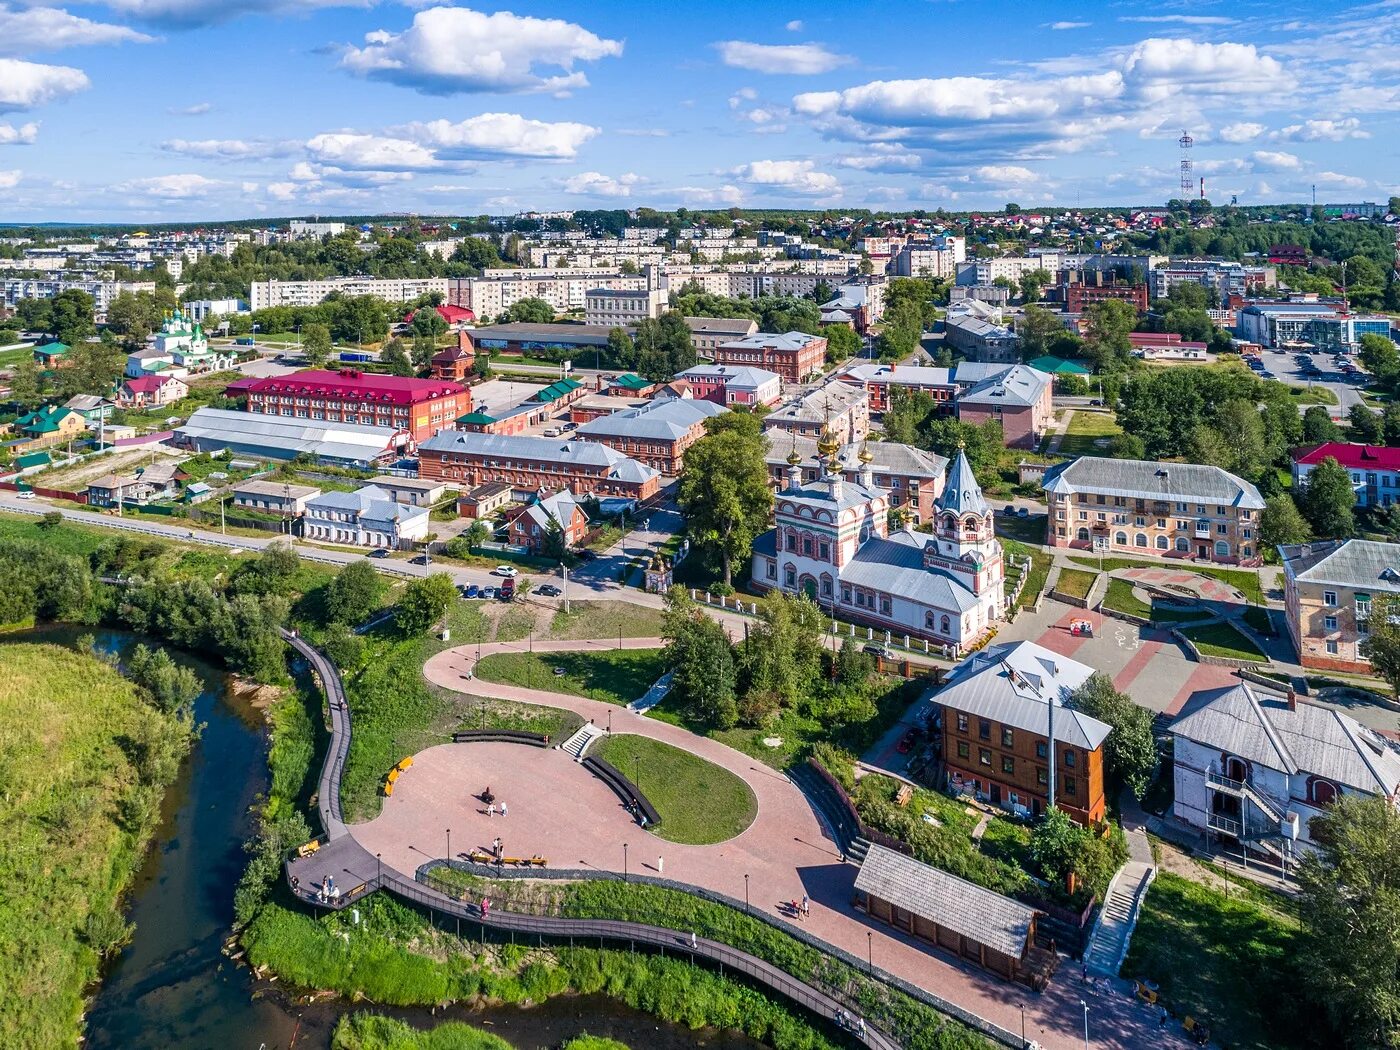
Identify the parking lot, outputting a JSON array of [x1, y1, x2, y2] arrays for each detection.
[[1251, 346, 1369, 416]]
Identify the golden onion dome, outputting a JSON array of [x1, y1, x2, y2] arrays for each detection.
[[858, 442, 874, 464]]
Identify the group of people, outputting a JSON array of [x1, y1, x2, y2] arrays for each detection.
[[833, 1009, 866, 1037], [789, 894, 811, 920], [316, 874, 340, 904]]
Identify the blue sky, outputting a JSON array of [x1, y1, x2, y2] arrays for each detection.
[[1, 0, 1398, 221]]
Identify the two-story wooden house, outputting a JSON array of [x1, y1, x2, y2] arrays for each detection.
[[931, 640, 1111, 825]]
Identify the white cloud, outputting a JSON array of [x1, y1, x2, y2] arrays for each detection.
[[0, 5, 155, 53], [161, 137, 295, 159], [1046, 21, 1090, 30], [837, 144, 922, 172], [240, 180, 259, 194], [0, 58, 89, 112], [0, 121, 38, 145], [1120, 15, 1237, 25], [784, 19, 803, 32], [715, 40, 852, 75], [115, 173, 224, 198], [1250, 149, 1302, 172], [1314, 171, 1368, 189], [266, 181, 298, 201], [1218, 121, 1265, 142], [1271, 118, 1369, 141], [729, 159, 839, 195], [305, 132, 439, 171], [1120, 39, 1291, 98], [974, 164, 1039, 184], [616, 127, 670, 138], [670, 183, 745, 206], [168, 101, 211, 116], [559, 171, 641, 198], [0, 169, 20, 189], [341, 6, 622, 96], [396, 113, 599, 159]]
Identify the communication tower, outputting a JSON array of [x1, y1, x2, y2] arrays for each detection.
[[1178, 131, 1194, 197]]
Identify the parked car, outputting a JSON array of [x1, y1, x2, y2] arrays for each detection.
[[576, 548, 600, 561], [368, 548, 390, 558], [536, 584, 561, 597], [863, 643, 893, 659], [494, 565, 519, 577], [561, 422, 577, 432], [481, 586, 497, 599], [1088, 398, 1103, 406], [896, 727, 920, 754], [465, 584, 480, 598], [15, 490, 34, 500]]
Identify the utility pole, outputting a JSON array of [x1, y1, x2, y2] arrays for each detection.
[[562, 562, 570, 614]]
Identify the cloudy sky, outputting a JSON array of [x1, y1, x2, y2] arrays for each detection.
[[1, 0, 1397, 221]]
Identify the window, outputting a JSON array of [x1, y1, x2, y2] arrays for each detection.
[[821, 578, 832, 596], [1156, 535, 1169, 550], [819, 542, 830, 560], [1323, 590, 1338, 607], [1063, 749, 1076, 768], [766, 560, 776, 579], [1002, 756, 1015, 775], [1063, 776, 1077, 796], [1310, 778, 1337, 806], [1324, 615, 1338, 631], [1036, 767, 1048, 785], [880, 596, 892, 615], [1326, 640, 1340, 654], [1115, 531, 1127, 545], [784, 567, 796, 587], [979, 719, 991, 740], [957, 741, 969, 760], [979, 748, 992, 767], [940, 614, 951, 635], [1035, 741, 1048, 759], [842, 586, 852, 603], [956, 712, 968, 733], [1176, 537, 1190, 552], [1214, 540, 1231, 558], [1077, 527, 1090, 541], [1002, 727, 1014, 747], [1135, 533, 1147, 547]]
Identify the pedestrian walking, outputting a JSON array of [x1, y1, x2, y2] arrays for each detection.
[[499, 801, 508, 818], [487, 801, 496, 818], [857, 1018, 866, 1038], [801, 894, 809, 918], [657, 855, 663, 874], [481, 897, 489, 919], [690, 931, 697, 949], [1158, 1005, 1169, 1028]]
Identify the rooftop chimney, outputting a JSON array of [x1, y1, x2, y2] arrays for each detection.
[[1286, 688, 1297, 712]]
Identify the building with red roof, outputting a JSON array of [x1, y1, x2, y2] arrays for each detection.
[[404, 304, 476, 327], [1293, 442, 1400, 508], [116, 373, 189, 408], [242, 369, 469, 443]]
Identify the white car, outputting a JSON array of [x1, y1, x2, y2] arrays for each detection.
[[494, 565, 519, 578], [15, 490, 35, 500]]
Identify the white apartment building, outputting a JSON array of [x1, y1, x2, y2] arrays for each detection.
[[183, 298, 248, 321], [2, 276, 156, 313], [288, 220, 347, 239], [954, 256, 1061, 287], [250, 277, 450, 311], [585, 286, 668, 327], [892, 237, 966, 279], [449, 273, 649, 317]]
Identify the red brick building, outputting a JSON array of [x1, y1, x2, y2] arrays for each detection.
[[431, 331, 476, 381], [711, 331, 827, 384], [418, 430, 660, 501], [242, 370, 468, 443], [1063, 281, 1148, 314]]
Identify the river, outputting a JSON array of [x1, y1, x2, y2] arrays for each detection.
[[11, 626, 767, 1050]]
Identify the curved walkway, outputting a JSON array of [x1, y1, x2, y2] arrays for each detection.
[[283, 632, 902, 1050], [422, 640, 1198, 1050]]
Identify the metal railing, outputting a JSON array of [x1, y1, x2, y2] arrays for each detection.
[[1204, 770, 1244, 793]]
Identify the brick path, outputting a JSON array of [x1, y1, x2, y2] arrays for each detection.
[[396, 640, 1198, 1050]]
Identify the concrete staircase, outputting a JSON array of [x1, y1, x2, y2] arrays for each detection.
[[558, 722, 606, 762], [846, 836, 872, 865], [1084, 826, 1156, 977]]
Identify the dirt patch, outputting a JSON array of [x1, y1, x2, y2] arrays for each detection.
[[1152, 836, 1236, 893], [36, 446, 189, 489], [231, 676, 286, 712]]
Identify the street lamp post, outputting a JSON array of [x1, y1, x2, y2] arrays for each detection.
[[623, 842, 629, 883], [377, 852, 382, 886], [867, 931, 873, 973], [1080, 1000, 1089, 1050], [744, 873, 750, 913], [446, 828, 451, 862]]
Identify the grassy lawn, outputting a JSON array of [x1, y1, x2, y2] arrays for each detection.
[[1285, 384, 1338, 406], [0, 512, 110, 556], [1067, 555, 1264, 605], [472, 648, 667, 706], [1054, 567, 1099, 601], [1102, 578, 1210, 623], [993, 512, 1049, 545], [547, 601, 661, 641], [0, 343, 33, 367], [593, 733, 757, 845], [1057, 409, 1123, 457], [1179, 622, 1267, 662], [1123, 870, 1300, 1050], [1002, 539, 1051, 611], [0, 643, 190, 1048]]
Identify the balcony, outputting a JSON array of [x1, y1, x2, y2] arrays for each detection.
[[1207, 811, 1243, 837], [1194, 526, 1212, 538], [1205, 770, 1245, 795]]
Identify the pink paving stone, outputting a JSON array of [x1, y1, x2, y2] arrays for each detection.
[[1164, 663, 1241, 716], [1113, 640, 1164, 693]]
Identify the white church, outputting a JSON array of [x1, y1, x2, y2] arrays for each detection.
[[750, 431, 1005, 649]]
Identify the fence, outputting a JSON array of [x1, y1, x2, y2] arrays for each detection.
[[806, 758, 913, 857]]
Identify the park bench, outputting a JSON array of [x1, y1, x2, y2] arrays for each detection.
[[451, 729, 551, 747], [583, 755, 662, 829]]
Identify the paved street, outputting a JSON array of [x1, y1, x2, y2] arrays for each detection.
[[1253, 346, 1367, 417]]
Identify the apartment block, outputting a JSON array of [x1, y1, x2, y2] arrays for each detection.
[[1280, 539, 1400, 673]]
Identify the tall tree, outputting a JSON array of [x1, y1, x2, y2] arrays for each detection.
[[325, 559, 386, 625], [1082, 299, 1137, 371], [1302, 457, 1357, 539], [301, 322, 332, 368], [394, 573, 456, 636], [677, 414, 773, 587], [1259, 495, 1312, 553], [1302, 405, 1343, 444], [1296, 795, 1400, 1049], [1069, 673, 1158, 799], [506, 297, 554, 323], [48, 288, 96, 346], [380, 337, 413, 376], [662, 587, 738, 728], [1350, 404, 1384, 444]]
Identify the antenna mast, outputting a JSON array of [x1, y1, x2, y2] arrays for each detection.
[[1178, 131, 1194, 200]]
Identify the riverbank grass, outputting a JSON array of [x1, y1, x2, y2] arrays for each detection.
[[592, 733, 757, 845], [0, 643, 191, 1048]]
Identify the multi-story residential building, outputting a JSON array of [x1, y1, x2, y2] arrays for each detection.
[[684, 316, 759, 354], [1149, 260, 1271, 305], [1062, 280, 1148, 314], [231, 480, 320, 518], [574, 398, 726, 474], [1042, 458, 1265, 564], [954, 255, 1061, 287], [115, 373, 188, 408], [954, 364, 1053, 450], [1292, 442, 1400, 508], [287, 220, 347, 239], [671, 364, 783, 408], [1237, 301, 1392, 352], [584, 267, 667, 326], [249, 277, 450, 311], [892, 238, 965, 279], [750, 443, 1001, 647], [1170, 682, 1400, 859], [711, 331, 827, 383], [417, 431, 661, 502], [303, 485, 430, 548], [932, 640, 1110, 825], [763, 382, 870, 445], [449, 272, 647, 317], [762, 435, 946, 523], [507, 489, 588, 551], [840, 363, 957, 414], [3, 276, 156, 314], [1279, 538, 1400, 673], [944, 315, 1020, 364], [241, 370, 468, 444]]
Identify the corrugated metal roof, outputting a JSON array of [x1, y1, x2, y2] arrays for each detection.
[[1279, 538, 1400, 591], [838, 533, 982, 612], [854, 844, 1035, 959], [1042, 457, 1265, 510], [934, 641, 1110, 750], [675, 363, 781, 390], [957, 365, 1051, 410], [576, 398, 724, 441], [243, 370, 464, 406]]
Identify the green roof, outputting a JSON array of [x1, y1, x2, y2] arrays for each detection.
[[34, 342, 70, 357], [16, 405, 75, 433], [457, 411, 498, 425], [1027, 355, 1091, 375], [15, 451, 51, 468], [614, 373, 649, 390], [536, 378, 584, 403]]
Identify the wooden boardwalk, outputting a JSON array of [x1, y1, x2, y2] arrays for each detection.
[[281, 628, 914, 1050]]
